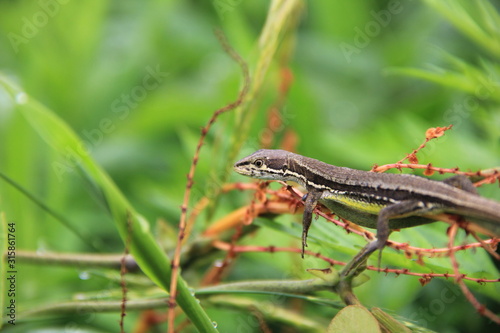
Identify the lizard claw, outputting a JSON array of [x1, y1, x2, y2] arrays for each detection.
[[301, 231, 308, 258]]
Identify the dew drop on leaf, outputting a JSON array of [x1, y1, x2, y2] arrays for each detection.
[[15, 92, 27, 105]]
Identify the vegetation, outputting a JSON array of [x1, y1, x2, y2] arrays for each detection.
[[0, 0, 499, 332]]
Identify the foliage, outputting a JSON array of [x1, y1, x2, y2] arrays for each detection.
[[0, 0, 499, 332]]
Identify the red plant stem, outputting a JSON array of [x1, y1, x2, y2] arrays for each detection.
[[373, 163, 495, 176], [167, 30, 250, 333], [212, 241, 499, 284], [448, 223, 500, 324]]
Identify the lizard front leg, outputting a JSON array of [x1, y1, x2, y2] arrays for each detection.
[[301, 190, 323, 258]]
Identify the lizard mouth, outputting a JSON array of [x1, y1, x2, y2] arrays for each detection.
[[234, 164, 271, 179], [233, 164, 253, 177]]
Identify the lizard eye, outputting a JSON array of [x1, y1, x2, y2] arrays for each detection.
[[254, 159, 264, 168]]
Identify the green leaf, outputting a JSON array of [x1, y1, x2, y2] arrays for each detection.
[[328, 305, 381, 333]]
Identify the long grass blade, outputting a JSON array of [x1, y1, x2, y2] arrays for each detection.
[[0, 76, 217, 332]]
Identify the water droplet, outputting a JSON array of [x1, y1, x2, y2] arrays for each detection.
[[15, 92, 28, 104], [36, 242, 47, 255], [79, 271, 90, 280], [212, 321, 218, 328], [214, 259, 224, 268], [75, 293, 86, 300], [188, 288, 195, 296]]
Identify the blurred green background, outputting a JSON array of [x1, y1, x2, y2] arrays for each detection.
[[0, 0, 499, 332]]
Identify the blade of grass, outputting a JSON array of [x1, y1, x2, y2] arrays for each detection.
[[386, 50, 500, 103], [0, 76, 217, 332], [0, 171, 97, 251], [422, 0, 500, 57]]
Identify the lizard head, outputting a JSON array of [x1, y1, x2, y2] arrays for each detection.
[[233, 149, 293, 181]]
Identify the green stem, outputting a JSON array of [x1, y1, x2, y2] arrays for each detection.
[[199, 278, 334, 294]]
